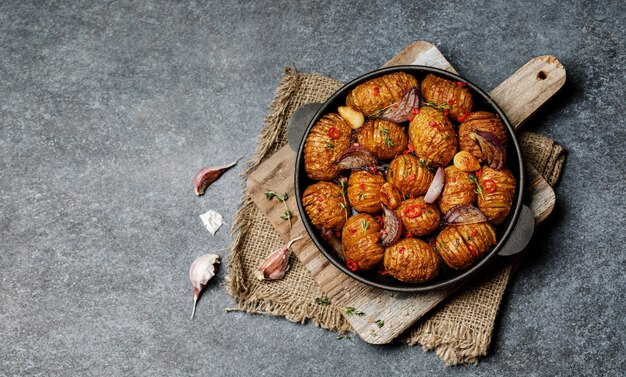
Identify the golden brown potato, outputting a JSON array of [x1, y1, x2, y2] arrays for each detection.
[[396, 197, 441, 236], [346, 72, 418, 117], [384, 238, 440, 283], [408, 106, 457, 166], [420, 74, 473, 119], [387, 154, 434, 197], [347, 170, 385, 214], [436, 222, 497, 270], [341, 214, 384, 271], [379, 182, 403, 210], [304, 113, 352, 181], [477, 167, 516, 225], [438, 166, 477, 215], [302, 181, 348, 231], [458, 111, 509, 162], [356, 119, 408, 160]]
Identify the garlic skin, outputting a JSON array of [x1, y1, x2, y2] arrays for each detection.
[[189, 253, 220, 319], [255, 237, 302, 281]]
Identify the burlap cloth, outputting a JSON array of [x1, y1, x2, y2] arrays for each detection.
[[226, 67, 565, 365]]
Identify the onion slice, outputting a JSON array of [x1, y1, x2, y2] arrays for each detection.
[[380, 204, 403, 247], [424, 167, 445, 204], [379, 87, 420, 123], [443, 204, 488, 225], [333, 144, 378, 170], [321, 228, 344, 260], [471, 131, 507, 170]]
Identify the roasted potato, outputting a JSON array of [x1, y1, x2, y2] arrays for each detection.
[[356, 119, 408, 160], [304, 113, 352, 181], [384, 238, 440, 283], [438, 166, 477, 214], [477, 167, 516, 225], [346, 72, 418, 117], [458, 111, 509, 162], [302, 181, 348, 231], [420, 74, 473, 119], [341, 214, 384, 271], [387, 154, 434, 197], [379, 182, 403, 210], [396, 197, 441, 236], [408, 106, 457, 166], [347, 170, 385, 214], [436, 222, 497, 270]]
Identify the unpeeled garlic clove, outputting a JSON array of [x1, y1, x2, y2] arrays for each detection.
[[189, 253, 220, 319], [193, 158, 240, 196], [255, 237, 303, 281]]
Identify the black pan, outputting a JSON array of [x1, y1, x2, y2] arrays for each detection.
[[292, 66, 534, 292]]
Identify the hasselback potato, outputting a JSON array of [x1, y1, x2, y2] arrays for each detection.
[[408, 106, 457, 166], [387, 154, 434, 197], [420, 74, 473, 119], [396, 197, 441, 236], [458, 111, 509, 161], [379, 182, 403, 210], [304, 113, 352, 181], [436, 222, 497, 270], [346, 72, 418, 117], [302, 181, 348, 231], [438, 166, 477, 214], [341, 214, 384, 271], [477, 167, 516, 224], [383, 238, 440, 283], [356, 119, 408, 160], [347, 170, 385, 214]]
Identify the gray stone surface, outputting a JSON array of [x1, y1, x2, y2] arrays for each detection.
[[1, 0, 624, 375]]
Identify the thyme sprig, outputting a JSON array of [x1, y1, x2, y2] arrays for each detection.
[[423, 101, 452, 111], [468, 175, 484, 199], [265, 190, 292, 228], [315, 297, 330, 306]]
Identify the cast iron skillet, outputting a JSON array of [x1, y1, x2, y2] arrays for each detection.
[[293, 66, 534, 292]]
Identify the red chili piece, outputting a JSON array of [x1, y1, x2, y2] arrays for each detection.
[[468, 244, 477, 257], [411, 108, 419, 114], [471, 229, 478, 237], [359, 183, 366, 190], [346, 259, 358, 271], [349, 228, 357, 234], [335, 231, 341, 237], [375, 215, 384, 226], [475, 169, 482, 178], [398, 247, 405, 254], [403, 204, 423, 218], [481, 179, 497, 193], [405, 233, 413, 238], [457, 112, 470, 122], [408, 114, 415, 122], [408, 174, 416, 181], [327, 127, 341, 139], [373, 87, 380, 96], [450, 176, 457, 183], [443, 109, 449, 116]]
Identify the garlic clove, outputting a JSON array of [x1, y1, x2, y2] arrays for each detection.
[[189, 253, 220, 319], [193, 158, 240, 196], [255, 237, 302, 281]]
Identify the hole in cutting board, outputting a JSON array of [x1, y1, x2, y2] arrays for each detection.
[[536, 70, 547, 80]]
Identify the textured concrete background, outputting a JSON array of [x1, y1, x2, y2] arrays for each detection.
[[1, 0, 624, 375]]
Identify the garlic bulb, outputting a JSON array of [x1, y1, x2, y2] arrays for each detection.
[[189, 253, 220, 319], [255, 237, 302, 281]]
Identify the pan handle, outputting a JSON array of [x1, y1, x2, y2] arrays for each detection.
[[497, 204, 535, 256], [287, 103, 324, 151]]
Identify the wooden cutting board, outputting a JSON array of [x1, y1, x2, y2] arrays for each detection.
[[246, 41, 565, 344]]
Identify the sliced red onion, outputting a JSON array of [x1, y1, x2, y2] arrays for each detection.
[[379, 87, 420, 123], [380, 204, 403, 247], [333, 144, 378, 170], [424, 167, 445, 204], [471, 131, 507, 170], [443, 205, 488, 225], [321, 228, 344, 260]]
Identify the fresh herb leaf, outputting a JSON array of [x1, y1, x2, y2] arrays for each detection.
[[280, 210, 293, 221], [375, 319, 384, 328], [423, 101, 452, 111], [343, 307, 365, 316], [315, 297, 330, 306], [384, 136, 394, 147], [380, 127, 390, 136], [264, 190, 276, 200], [326, 141, 335, 149], [336, 334, 346, 340], [360, 219, 369, 231]]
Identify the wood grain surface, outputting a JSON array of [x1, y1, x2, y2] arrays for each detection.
[[246, 41, 565, 344]]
